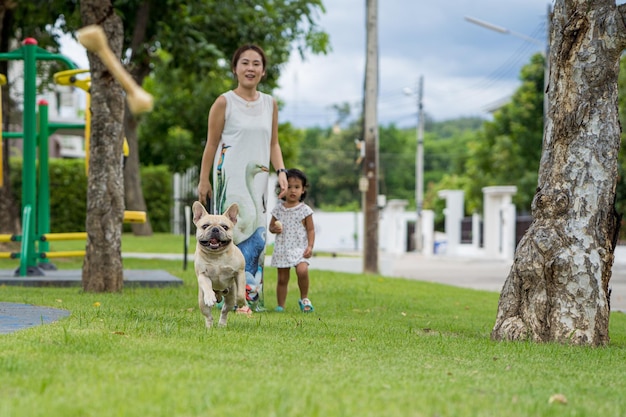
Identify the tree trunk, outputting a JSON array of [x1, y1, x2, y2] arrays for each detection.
[[80, 0, 125, 292], [124, 1, 153, 236], [124, 109, 152, 235], [492, 0, 626, 346]]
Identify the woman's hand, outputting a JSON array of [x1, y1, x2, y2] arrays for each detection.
[[197, 181, 212, 206], [277, 172, 288, 199]]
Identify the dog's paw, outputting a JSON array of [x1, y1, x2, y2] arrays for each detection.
[[203, 292, 218, 308], [236, 306, 252, 315]]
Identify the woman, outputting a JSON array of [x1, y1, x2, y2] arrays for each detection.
[[197, 44, 288, 312]]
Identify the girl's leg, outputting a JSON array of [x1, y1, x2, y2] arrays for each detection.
[[276, 268, 290, 308], [295, 262, 309, 300]]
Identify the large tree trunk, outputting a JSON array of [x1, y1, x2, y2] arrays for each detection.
[[80, 0, 125, 292], [492, 0, 626, 346], [124, 109, 152, 235], [124, 0, 153, 236]]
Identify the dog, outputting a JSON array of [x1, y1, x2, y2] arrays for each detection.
[[192, 201, 249, 328]]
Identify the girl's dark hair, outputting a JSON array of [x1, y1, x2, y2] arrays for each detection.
[[276, 168, 308, 202], [231, 44, 267, 72]]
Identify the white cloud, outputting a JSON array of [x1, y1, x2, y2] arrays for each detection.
[[275, 0, 549, 127]]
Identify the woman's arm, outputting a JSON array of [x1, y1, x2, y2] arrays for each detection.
[[269, 98, 288, 198], [197, 95, 226, 205]]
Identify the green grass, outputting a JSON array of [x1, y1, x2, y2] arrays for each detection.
[[1, 240, 626, 416]]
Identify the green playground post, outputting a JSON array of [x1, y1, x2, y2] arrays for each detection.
[[37, 99, 54, 270], [18, 205, 33, 277], [0, 38, 77, 276], [21, 39, 39, 275]]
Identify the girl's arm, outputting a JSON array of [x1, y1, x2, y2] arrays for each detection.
[[303, 214, 315, 258], [269, 215, 283, 234]]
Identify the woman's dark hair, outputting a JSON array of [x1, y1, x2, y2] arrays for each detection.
[[276, 168, 308, 202], [231, 44, 267, 72]]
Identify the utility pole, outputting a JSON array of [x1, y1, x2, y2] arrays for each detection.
[[362, 0, 379, 274], [415, 76, 424, 253]]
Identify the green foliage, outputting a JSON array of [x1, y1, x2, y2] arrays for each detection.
[[7, 1, 81, 89], [132, 0, 329, 173], [130, 165, 172, 233], [9, 159, 87, 232], [296, 117, 485, 212], [298, 125, 361, 209], [48, 159, 88, 232], [10, 159, 173, 233], [461, 53, 545, 215], [277, 121, 304, 169], [9, 0, 329, 182], [138, 70, 228, 174], [379, 125, 415, 202]]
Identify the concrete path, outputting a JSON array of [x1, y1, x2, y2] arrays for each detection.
[[0, 302, 70, 334], [305, 250, 626, 313]]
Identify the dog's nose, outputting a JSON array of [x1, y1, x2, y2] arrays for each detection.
[[211, 227, 221, 233]]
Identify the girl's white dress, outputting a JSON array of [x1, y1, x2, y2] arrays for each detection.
[[212, 90, 273, 310], [270, 201, 314, 268]]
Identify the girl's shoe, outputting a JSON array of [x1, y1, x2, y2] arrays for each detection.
[[298, 298, 314, 313], [274, 306, 285, 313]]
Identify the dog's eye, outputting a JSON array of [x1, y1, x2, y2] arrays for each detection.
[[202, 224, 209, 230], [222, 225, 229, 231]]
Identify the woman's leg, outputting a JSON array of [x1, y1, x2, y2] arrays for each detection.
[[276, 267, 290, 308]]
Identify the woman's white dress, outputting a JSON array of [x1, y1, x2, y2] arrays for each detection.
[[212, 90, 273, 311]]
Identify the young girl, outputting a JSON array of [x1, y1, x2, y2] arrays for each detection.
[[269, 169, 315, 312]]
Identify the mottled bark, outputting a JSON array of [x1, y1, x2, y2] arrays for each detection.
[[492, 0, 626, 346], [80, 0, 125, 292]]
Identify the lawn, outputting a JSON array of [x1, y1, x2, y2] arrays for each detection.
[[1, 235, 626, 416]]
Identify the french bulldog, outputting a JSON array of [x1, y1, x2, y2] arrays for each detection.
[[192, 201, 250, 328]]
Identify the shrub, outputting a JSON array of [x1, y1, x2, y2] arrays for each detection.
[[9, 159, 172, 233]]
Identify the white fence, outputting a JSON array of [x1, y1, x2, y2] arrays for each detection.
[[172, 166, 198, 235], [171, 170, 416, 253], [171, 171, 519, 260]]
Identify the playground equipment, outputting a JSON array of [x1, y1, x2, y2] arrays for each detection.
[[53, 69, 142, 224], [54, 69, 131, 175], [0, 74, 6, 187], [0, 33, 151, 276]]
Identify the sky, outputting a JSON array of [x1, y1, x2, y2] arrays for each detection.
[[60, 0, 552, 129]]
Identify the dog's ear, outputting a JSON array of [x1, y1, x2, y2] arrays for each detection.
[[192, 201, 208, 224], [223, 203, 239, 225]]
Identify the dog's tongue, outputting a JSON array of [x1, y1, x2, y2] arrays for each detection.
[[209, 238, 220, 248]]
